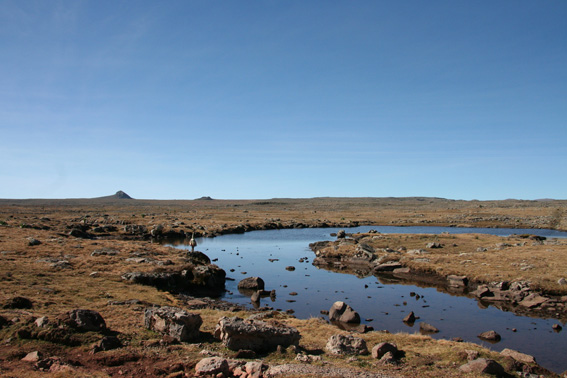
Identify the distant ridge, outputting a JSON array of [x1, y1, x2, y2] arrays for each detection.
[[196, 196, 214, 200]]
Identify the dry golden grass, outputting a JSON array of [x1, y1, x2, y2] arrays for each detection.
[[1, 198, 565, 377]]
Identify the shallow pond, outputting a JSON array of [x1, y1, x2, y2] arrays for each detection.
[[170, 226, 567, 373]]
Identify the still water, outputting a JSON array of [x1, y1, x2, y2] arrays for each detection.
[[171, 226, 567, 373]]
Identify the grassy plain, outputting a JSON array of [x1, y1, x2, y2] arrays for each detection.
[[0, 196, 566, 377]]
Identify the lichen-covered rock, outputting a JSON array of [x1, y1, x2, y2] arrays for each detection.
[[144, 306, 202, 342], [57, 309, 106, 332], [329, 301, 361, 324], [214, 316, 300, 352], [326, 334, 368, 355]]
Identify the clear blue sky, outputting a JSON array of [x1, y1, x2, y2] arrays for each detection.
[[1, 1, 566, 200]]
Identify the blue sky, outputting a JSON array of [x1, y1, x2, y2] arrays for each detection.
[[1, 1, 566, 200]]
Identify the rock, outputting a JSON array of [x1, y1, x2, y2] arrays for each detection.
[[27, 237, 41, 246], [144, 306, 202, 342], [419, 322, 439, 333], [329, 301, 361, 324], [371, 342, 399, 359], [464, 350, 480, 360], [214, 316, 300, 352], [195, 357, 229, 377], [34, 316, 49, 328], [447, 275, 468, 287], [91, 248, 118, 256], [57, 309, 106, 332], [337, 229, 346, 239], [459, 358, 505, 376], [478, 330, 501, 342], [245, 361, 266, 377], [373, 261, 403, 272], [500, 348, 536, 364], [285, 266, 295, 271], [426, 242, 442, 248], [3, 296, 33, 309], [552, 324, 562, 332], [558, 278, 567, 286], [98, 335, 123, 351], [250, 290, 261, 303], [326, 334, 369, 355], [184, 251, 211, 265], [122, 264, 225, 295], [0, 315, 10, 329], [150, 224, 164, 237], [238, 277, 265, 291], [378, 351, 399, 365], [402, 311, 416, 324], [519, 293, 548, 308], [22, 351, 43, 362]]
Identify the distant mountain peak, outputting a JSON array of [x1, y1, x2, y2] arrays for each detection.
[[114, 191, 132, 199], [196, 196, 214, 200]]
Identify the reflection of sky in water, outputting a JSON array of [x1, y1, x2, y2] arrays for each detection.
[[169, 226, 567, 373]]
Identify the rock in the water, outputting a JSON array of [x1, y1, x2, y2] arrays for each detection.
[[337, 229, 346, 239], [326, 334, 369, 355], [144, 306, 202, 342], [403, 311, 416, 324], [371, 342, 399, 359], [459, 358, 505, 376], [500, 348, 536, 364], [478, 330, 501, 342], [329, 301, 361, 324], [195, 357, 229, 377], [237, 276, 265, 291], [57, 309, 106, 332], [419, 322, 439, 333], [214, 316, 300, 352]]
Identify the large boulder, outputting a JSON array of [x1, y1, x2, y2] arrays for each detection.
[[326, 334, 369, 355], [214, 316, 300, 352], [57, 309, 106, 332], [329, 301, 361, 324], [144, 306, 202, 342], [237, 277, 265, 291]]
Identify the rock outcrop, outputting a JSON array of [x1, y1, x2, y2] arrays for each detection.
[[57, 309, 106, 332]]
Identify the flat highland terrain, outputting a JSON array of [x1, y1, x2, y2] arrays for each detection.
[[1, 194, 566, 377]]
